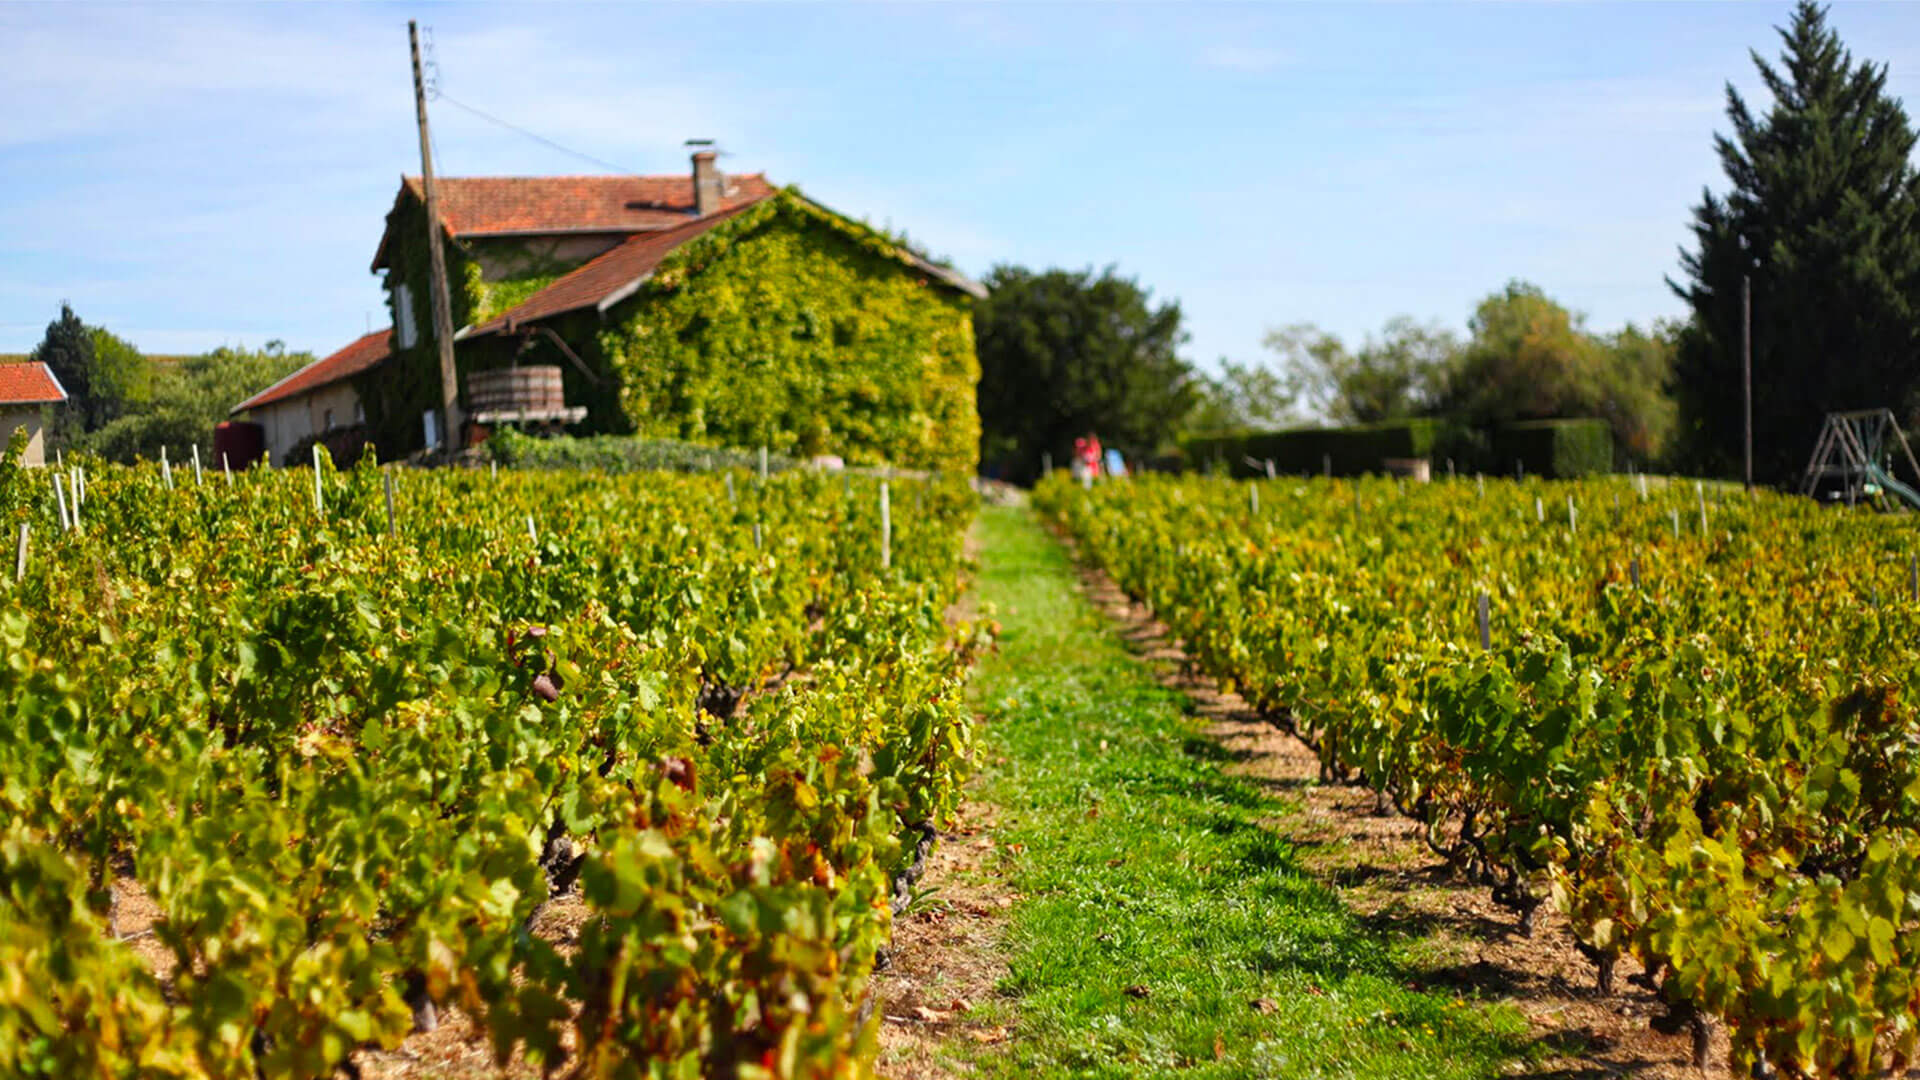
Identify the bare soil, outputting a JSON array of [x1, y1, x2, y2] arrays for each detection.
[[873, 514, 1019, 1078], [1068, 548, 1731, 1078], [872, 799, 1016, 1078]]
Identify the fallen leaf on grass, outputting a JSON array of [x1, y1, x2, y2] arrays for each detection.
[[1251, 998, 1279, 1015], [912, 1005, 950, 1023], [967, 1026, 1011, 1044], [949, 997, 972, 1014], [1214, 1036, 1226, 1061], [1124, 985, 1151, 999]]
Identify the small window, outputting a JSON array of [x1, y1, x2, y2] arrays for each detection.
[[353, 400, 365, 424], [394, 283, 418, 348]]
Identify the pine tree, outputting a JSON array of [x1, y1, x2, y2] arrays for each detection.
[[1670, 1, 1920, 484], [30, 303, 96, 447]]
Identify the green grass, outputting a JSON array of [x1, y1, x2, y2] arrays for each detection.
[[959, 506, 1534, 1079]]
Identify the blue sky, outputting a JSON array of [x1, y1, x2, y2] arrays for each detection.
[[2, 2, 1916, 372]]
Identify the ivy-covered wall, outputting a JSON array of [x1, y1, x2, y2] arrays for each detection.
[[368, 187, 980, 471], [361, 195, 480, 459], [597, 193, 979, 471]]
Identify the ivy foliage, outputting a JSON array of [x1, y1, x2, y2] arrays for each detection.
[[599, 191, 979, 472]]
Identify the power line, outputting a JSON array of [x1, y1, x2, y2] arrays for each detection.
[[432, 90, 647, 176]]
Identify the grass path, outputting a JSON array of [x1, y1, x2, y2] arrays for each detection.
[[944, 506, 1536, 1079]]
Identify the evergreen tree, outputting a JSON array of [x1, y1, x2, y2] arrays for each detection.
[[1670, 1, 1920, 484], [31, 304, 94, 446]]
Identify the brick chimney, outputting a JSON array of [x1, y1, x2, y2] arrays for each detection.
[[691, 149, 723, 216]]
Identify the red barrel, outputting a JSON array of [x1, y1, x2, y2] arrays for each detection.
[[214, 421, 265, 469]]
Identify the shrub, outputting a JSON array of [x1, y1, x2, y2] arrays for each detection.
[[487, 429, 799, 475]]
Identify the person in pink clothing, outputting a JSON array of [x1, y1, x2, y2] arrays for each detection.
[[1080, 433, 1103, 478]]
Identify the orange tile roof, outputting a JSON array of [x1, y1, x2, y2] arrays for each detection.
[[372, 173, 776, 270], [0, 361, 67, 405], [232, 330, 389, 414], [463, 200, 764, 338]]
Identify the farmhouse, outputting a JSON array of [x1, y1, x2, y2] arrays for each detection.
[[0, 361, 67, 466], [231, 151, 984, 470]]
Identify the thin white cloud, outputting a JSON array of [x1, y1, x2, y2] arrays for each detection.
[[1199, 44, 1290, 74]]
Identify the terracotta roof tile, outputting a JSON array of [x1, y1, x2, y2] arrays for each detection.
[[0, 362, 67, 405], [414, 173, 772, 237], [462, 200, 764, 338], [232, 330, 389, 414]]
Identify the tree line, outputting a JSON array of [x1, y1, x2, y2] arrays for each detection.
[[25, 303, 307, 464], [976, 2, 1920, 488]]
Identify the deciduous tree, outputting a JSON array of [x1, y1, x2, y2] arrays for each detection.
[[975, 265, 1195, 479]]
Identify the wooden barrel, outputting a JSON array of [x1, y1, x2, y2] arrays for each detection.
[[467, 366, 568, 414]]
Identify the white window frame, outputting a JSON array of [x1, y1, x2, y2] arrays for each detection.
[[394, 282, 418, 349]]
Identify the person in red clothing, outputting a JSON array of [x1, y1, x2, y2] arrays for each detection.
[[1080, 433, 1103, 479]]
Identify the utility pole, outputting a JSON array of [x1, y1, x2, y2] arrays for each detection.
[[1742, 274, 1753, 493], [410, 21, 462, 452]]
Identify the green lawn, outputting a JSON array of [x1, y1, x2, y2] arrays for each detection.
[[956, 506, 1534, 1079]]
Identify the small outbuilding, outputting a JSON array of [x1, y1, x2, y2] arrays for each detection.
[[0, 361, 67, 466]]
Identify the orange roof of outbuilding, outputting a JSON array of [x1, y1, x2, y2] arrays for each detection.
[[0, 361, 67, 405], [231, 330, 390, 414]]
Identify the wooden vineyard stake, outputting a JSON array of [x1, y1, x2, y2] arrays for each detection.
[[880, 481, 892, 570], [1476, 474, 1484, 498], [1630, 556, 1642, 589], [759, 446, 769, 482], [1476, 592, 1491, 651], [725, 473, 736, 504], [222, 452, 232, 485], [843, 472, 851, 499], [191, 444, 203, 485], [161, 446, 173, 490], [1535, 496, 1544, 524], [1042, 450, 1052, 476], [1671, 508, 1681, 539], [312, 445, 324, 515], [13, 523, 26, 582], [753, 520, 762, 549], [384, 469, 397, 538], [53, 474, 71, 532], [1696, 482, 1708, 534], [1567, 495, 1577, 537], [1249, 485, 1259, 515], [1638, 473, 1648, 500], [1448, 458, 1455, 479], [526, 515, 538, 544], [1265, 458, 1277, 480]]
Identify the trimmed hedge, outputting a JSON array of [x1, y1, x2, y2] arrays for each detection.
[[1183, 419, 1441, 477], [1491, 419, 1612, 478], [1184, 417, 1614, 479]]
